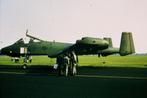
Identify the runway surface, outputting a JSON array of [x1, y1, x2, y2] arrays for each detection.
[[0, 66, 147, 98]]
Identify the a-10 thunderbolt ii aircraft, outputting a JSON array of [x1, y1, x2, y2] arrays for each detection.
[[1, 30, 135, 76]]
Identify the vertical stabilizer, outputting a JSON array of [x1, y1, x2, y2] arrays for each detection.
[[119, 32, 135, 56], [103, 38, 113, 47]]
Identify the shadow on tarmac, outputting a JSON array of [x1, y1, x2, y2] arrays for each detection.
[[1, 65, 147, 98], [0, 65, 147, 77]]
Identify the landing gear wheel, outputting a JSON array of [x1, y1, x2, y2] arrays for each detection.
[[22, 64, 27, 69]]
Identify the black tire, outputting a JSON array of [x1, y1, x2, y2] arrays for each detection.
[[22, 64, 27, 70]]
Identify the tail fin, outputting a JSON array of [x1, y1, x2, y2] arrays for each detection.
[[119, 32, 135, 56], [103, 38, 113, 47]]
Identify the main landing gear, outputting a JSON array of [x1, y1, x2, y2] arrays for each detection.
[[22, 55, 32, 70]]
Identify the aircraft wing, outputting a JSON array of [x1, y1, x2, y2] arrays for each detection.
[[48, 37, 109, 57]]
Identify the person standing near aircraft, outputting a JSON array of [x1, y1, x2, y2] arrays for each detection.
[[57, 55, 70, 76], [63, 55, 69, 76], [69, 51, 77, 76], [56, 55, 63, 76], [56, 52, 77, 76]]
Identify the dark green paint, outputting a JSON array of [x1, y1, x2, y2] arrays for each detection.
[[103, 37, 113, 47], [1, 32, 135, 57], [119, 32, 135, 56]]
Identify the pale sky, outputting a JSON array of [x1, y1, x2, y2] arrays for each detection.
[[0, 0, 147, 53]]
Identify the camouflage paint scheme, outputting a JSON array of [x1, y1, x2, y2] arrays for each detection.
[[1, 32, 135, 58]]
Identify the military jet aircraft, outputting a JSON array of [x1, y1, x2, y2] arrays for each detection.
[[0, 30, 135, 76]]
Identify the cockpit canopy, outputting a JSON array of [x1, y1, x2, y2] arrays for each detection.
[[14, 38, 24, 45]]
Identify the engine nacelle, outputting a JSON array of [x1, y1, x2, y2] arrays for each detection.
[[76, 37, 109, 50]]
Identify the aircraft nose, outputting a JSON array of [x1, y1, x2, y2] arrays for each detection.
[[1, 47, 7, 55], [0, 48, 5, 54]]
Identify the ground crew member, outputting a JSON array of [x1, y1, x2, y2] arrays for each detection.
[[56, 55, 63, 76], [63, 56, 69, 76], [57, 55, 70, 76], [69, 51, 77, 76]]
